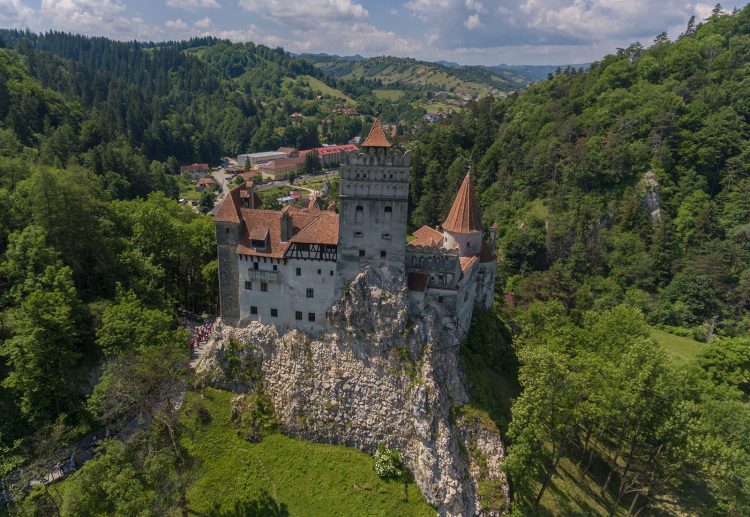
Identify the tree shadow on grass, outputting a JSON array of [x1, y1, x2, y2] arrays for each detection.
[[197, 490, 289, 517]]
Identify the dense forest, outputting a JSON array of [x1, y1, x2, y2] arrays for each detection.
[[411, 5, 750, 514]]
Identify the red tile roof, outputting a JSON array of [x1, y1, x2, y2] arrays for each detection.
[[442, 173, 482, 234], [361, 116, 392, 148], [234, 206, 339, 258], [411, 225, 443, 247], [307, 195, 321, 212], [299, 144, 358, 156], [214, 187, 242, 223], [289, 211, 339, 245], [460, 255, 479, 272]]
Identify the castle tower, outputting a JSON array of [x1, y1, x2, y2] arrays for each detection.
[[214, 188, 244, 321], [336, 116, 411, 293], [442, 171, 483, 257]]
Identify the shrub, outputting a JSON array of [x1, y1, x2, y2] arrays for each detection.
[[373, 445, 403, 479]]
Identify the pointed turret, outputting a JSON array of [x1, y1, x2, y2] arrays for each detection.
[[361, 114, 392, 149], [442, 171, 482, 234]]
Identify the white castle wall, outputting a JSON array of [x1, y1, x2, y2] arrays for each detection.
[[238, 254, 337, 333]]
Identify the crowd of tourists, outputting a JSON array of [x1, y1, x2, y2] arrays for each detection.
[[189, 323, 213, 354]]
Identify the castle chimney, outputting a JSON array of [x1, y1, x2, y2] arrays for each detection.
[[280, 206, 292, 242]]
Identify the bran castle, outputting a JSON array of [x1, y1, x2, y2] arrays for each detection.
[[214, 118, 496, 334]]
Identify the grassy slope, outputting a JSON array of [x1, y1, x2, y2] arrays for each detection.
[[650, 327, 705, 365], [373, 89, 404, 100], [180, 388, 434, 516], [300, 75, 352, 103]]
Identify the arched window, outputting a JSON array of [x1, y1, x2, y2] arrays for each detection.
[[384, 206, 392, 213], [355, 205, 364, 224], [384, 205, 392, 222]]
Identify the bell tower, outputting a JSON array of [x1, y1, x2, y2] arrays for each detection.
[[336, 116, 411, 293]]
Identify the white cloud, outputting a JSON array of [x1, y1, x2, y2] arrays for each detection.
[[464, 0, 484, 13], [0, 0, 35, 26], [694, 2, 714, 19], [239, 0, 369, 26], [165, 0, 220, 11], [464, 13, 481, 29], [194, 17, 213, 30], [40, 0, 161, 39], [165, 18, 189, 30]]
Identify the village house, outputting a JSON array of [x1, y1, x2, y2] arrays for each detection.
[[197, 176, 218, 191], [214, 118, 496, 335], [180, 163, 210, 179]]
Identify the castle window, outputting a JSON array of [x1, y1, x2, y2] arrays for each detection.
[[384, 206, 392, 213], [245, 281, 252, 290], [273, 265, 278, 271], [295, 311, 303, 321], [359, 249, 365, 257], [382, 233, 391, 240], [271, 308, 278, 317], [306, 288, 314, 298], [390, 174, 393, 179], [253, 262, 259, 270], [355, 205, 364, 224], [225, 228, 230, 234], [317, 269, 321, 275], [438, 296, 444, 303], [354, 231, 363, 238], [384, 205, 392, 222], [330, 270, 334, 276], [250, 306, 258, 315], [261, 282, 268, 292], [308, 312, 316, 322], [380, 251, 387, 258], [296, 267, 301, 276]]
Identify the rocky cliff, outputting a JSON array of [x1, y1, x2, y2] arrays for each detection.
[[195, 267, 509, 516]]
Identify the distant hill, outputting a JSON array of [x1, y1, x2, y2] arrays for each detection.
[[297, 54, 529, 95], [296, 54, 584, 96]]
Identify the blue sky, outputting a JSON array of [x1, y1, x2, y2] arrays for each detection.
[[0, 1, 746, 64]]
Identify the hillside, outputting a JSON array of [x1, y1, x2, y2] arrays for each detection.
[[297, 53, 550, 96], [409, 6, 750, 514]]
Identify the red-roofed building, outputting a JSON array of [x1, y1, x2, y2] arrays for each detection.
[[197, 176, 218, 191], [299, 144, 358, 166], [180, 163, 209, 178]]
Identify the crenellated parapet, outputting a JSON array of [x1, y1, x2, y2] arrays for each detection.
[[342, 149, 412, 167]]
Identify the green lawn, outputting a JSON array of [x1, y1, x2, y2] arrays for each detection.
[[650, 327, 705, 365], [301, 75, 353, 103], [417, 101, 462, 114], [180, 388, 434, 516], [373, 89, 404, 101]]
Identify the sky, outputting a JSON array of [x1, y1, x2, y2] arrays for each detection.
[[0, 1, 746, 65]]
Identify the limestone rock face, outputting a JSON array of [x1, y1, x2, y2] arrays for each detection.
[[639, 170, 662, 221], [195, 266, 509, 515]]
